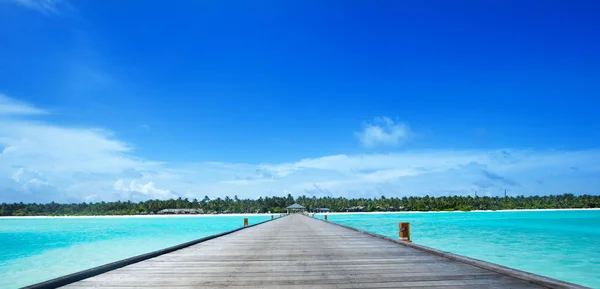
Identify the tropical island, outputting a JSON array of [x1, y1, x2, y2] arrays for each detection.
[[1, 193, 598, 216]]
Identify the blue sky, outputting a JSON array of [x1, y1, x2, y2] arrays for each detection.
[[1, 0, 600, 202]]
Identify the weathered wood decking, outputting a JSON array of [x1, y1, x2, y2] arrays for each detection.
[[59, 214, 583, 289]]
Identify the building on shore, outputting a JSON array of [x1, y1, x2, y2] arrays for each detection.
[[346, 206, 365, 212], [314, 208, 330, 213], [157, 209, 204, 214]]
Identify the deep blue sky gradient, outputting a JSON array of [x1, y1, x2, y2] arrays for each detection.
[[1, 0, 599, 163]]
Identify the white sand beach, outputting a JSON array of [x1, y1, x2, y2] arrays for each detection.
[[0, 213, 284, 219], [312, 207, 600, 215], [2, 208, 599, 218]]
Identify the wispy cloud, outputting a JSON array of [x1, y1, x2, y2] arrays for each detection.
[[356, 117, 412, 148], [0, 94, 47, 115], [482, 170, 519, 187], [138, 124, 151, 132], [7, 0, 69, 15], [1, 97, 599, 203]]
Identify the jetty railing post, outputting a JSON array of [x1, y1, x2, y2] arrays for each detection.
[[244, 218, 248, 227], [324, 215, 328, 221], [399, 222, 411, 242]]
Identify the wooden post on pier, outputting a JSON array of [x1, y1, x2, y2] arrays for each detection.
[[399, 222, 411, 242], [244, 218, 248, 227], [324, 215, 328, 221]]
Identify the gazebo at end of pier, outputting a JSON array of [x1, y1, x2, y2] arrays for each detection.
[[286, 203, 305, 214]]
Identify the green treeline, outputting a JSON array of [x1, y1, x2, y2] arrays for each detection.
[[1, 193, 599, 216]]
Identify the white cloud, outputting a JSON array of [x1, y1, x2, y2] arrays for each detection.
[[1, 96, 600, 203], [356, 117, 412, 148], [2, 117, 600, 202], [113, 180, 174, 200], [0, 94, 47, 115], [0, 121, 140, 173], [84, 194, 99, 203], [6, 0, 68, 14], [0, 96, 163, 202], [191, 149, 600, 199], [22, 178, 53, 191]]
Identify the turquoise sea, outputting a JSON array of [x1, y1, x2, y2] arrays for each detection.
[[0, 215, 271, 288], [1, 211, 599, 288], [318, 210, 600, 288]]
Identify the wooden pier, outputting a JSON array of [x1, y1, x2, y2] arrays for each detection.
[[40, 214, 586, 289]]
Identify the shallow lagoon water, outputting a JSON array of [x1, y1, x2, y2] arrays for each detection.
[[319, 210, 600, 288], [0, 215, 270, 288], [2, 211, 599, 288]]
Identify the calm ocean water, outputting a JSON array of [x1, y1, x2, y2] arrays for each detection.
[[0, 215, 271, 288], [1, 211, 598, 288], [319, 210, 600, 288]]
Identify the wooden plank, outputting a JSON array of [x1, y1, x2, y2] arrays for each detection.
[[62, 284, 537, 289], [59, 214, 566, 288], [69, 277, 532, 287]]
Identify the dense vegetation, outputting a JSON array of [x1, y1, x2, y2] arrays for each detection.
[[1, 193, 599, 216]]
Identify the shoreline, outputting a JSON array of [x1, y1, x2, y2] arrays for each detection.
[[0, 213, 282, 219], [1, 208, 599, 218], [314, 208, 600, 215]]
